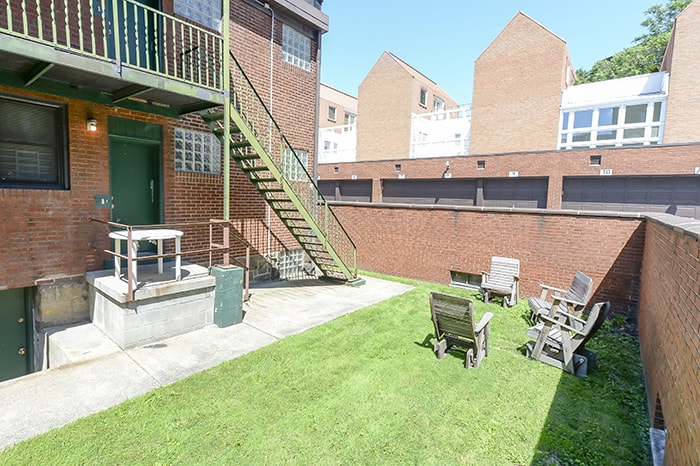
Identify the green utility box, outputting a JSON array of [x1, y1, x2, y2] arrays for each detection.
[[211, 265, 244, 327]]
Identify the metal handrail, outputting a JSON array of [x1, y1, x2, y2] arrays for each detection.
[[227, 51, 357, 277], [89, 218, 250, 301]]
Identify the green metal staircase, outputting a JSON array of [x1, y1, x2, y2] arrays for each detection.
[[201, 53, 358, 282]]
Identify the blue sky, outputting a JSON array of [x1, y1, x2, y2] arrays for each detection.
[[320, 1, 661, 104]]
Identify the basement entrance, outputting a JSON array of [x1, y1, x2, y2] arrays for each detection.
[[0, 288, 32, 382]]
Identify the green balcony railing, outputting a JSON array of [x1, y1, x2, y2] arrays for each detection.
[[1, 0, 223, 90]]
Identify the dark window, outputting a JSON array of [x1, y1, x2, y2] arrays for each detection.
[[0, 95, 68, 189]]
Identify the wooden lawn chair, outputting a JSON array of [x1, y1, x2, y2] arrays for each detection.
[[525, 300, 610, 377], [430, 292, 493, 369], [528, 271, 593, 322], [481, 256, 520, 307]]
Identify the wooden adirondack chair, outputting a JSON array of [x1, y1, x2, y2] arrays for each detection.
[[528, 271, 593, 322], [481, 256, 520, 307], [430, 292, 494, 369], [525, 300, 610, 377]]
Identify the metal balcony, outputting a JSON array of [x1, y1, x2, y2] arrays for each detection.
[[0, 0, 225, 115]]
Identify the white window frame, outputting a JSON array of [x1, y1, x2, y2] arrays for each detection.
[[282, 24, 312, 71], [558, 99, 666, 150], [433, 96, 444, 112], [328, 106, 336, 122], [419, 88, 428, 107]]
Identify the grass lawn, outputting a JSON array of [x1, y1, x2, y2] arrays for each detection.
[[0, 273, 650, 465]]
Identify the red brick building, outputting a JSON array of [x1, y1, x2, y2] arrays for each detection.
[[0, 0, 362, 382]]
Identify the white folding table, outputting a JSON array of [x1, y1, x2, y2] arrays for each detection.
[[109, 229, 183, 287]]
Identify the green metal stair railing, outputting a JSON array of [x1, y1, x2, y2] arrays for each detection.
[[202, 52, 357, 281]]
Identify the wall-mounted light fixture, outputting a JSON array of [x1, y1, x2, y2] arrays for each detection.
[[87, 118, 97, 132], [443, 160, 451, 178]]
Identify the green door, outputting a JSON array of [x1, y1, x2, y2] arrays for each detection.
[[110, 140, 160, 227], [0, 289, 31, 383]]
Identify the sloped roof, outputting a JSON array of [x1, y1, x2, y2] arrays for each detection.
[[378, 51, 458, 103]]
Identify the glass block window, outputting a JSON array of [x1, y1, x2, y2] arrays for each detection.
[[281, 148, 309, 181], [282, 24, 311, 71], [0, 95, 68, 189], [279, 249, 305, 280], [174, 128, 221, 174], [174, 0, 222, 31]]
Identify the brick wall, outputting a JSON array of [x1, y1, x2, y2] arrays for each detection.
[[0, 0, 319, 290], [661, 0, 700, 144], [330, 203, 644, 313], [318, 143, 700, 208], [0, 86, 174, 291], [470, 12, 569, 155], [638, 214, 700, 463], [357, 53, 414, 161]]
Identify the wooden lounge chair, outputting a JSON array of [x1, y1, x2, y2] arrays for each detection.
[[430, 292, 494, 369], [528, 271, 593, 322], [481, 256, 520, 307], [525, 300, 610, 377]]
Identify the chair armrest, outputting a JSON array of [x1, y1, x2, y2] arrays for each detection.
[[540, 284, 567, 294], [538, 283, 566, 300], [474, 312, 494, 333], [539, 314, 586, 335], [552, 295, 585, 308]]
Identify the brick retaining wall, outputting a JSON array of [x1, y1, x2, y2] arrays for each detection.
[[638, 214, 700, 463]]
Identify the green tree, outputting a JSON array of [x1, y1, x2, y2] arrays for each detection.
[[575, 0, 692, 84]]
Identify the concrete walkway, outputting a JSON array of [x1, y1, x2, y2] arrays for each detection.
[[0, 276, 413, 451]]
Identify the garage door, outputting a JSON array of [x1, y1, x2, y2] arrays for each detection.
[[317, 179, 372, 202], [562, 176, 700, 219], [483, 178, 548, 209], [382, 178, 477, 205]]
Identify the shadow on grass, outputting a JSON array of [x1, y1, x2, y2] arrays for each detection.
[[527, 318, 651, 465]]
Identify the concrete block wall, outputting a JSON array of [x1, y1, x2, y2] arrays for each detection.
[[90, 284, 215, 349], [638, 214, 700, 463], [331, 203, 645, 313]]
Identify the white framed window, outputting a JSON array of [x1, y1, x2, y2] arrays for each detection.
[[328, 106, 336, 121], [282, 24, 311, 71], [559, 100, 666, 150], [282, 147, 309, 181], [433, 96, 444, 111], [174, 128, 221, 174], [419, 88, 428, 107], [344, 113, 356, 126]]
